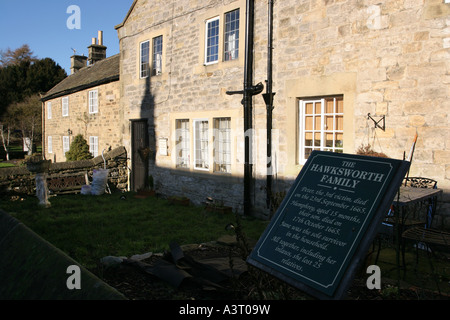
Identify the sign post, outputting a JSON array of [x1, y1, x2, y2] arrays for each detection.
[[247, 151, 410, 299]]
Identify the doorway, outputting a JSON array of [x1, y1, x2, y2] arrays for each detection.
[[131, 119, 149, 191]]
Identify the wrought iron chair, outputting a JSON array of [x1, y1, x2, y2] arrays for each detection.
[[401, 177, 449, 294]]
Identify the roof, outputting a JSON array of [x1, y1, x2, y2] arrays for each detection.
[[41, 54, 120, 101], [114, 0, 138, 30]]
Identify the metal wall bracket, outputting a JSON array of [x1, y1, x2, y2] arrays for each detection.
[[367, 113, 385, 131]]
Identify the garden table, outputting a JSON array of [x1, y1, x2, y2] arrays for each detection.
[[390, 186, 443, 276]]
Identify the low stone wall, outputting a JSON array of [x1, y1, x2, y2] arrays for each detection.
[[0, 146, 128, 196]]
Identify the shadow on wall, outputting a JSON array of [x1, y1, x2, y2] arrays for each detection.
[[130, 71, 156, 192]]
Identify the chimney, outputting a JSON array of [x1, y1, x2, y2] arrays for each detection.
[[70, 55, 88, 74], [88, 31, 107, 65]]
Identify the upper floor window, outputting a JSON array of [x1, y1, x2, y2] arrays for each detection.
[[47, 102, 52, 119], [152, 36, 163, 76], [299, 96, 344, 164], [224, 9, 240, 61], [89, 90, 98, 114], [62, 97, 69, 117], [205, 17, 220, 65], [140, 40, 150, 78]]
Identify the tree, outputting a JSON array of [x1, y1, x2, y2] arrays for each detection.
[[4, 94, 42, 155], [65, 135, 93, 161], [0, 44, 37, 68], [0, 45, 67, 117]]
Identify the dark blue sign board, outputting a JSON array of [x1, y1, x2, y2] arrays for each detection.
[[247, 151, 410, 299]]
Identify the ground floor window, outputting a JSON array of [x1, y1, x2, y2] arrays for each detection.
[[175, 117, 233, 173], [176, 119, 190, 168], [194, 119, 209, 170], [214, 117, 231, 173], [63, 136, 70, 155], [48, 136, 53, 154], [89, 136, 99, 157], [299, 96, 343, 163]]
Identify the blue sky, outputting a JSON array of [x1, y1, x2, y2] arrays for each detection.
[[0, 0, 134, 74]]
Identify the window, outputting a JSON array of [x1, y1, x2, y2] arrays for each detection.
[[89, 90, 98, 114], [62, 97, 69, 117], [299, 96, 344, 163], [47, 102, 52, 119], [63, 136, 70, 154], [224, 9, 239, 61], [140, 41, 150, 78], [89, 136, 99, 157], [194, 120, 209, 170], [48, 136, 53, 154], [152, 36, 163, 76], [205, 17, 220, 65], [214, 118, 231, 173], [176, 119, 190, 168]]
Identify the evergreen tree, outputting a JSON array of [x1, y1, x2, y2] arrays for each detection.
[[65, 135, 93, 161]]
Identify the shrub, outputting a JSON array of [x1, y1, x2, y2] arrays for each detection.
[[65, 134, 93, 161]]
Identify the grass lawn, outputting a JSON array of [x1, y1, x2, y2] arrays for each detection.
[[0, 162, 16, 168], [1, 192, 269, 270]]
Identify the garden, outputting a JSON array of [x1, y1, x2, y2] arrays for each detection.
[[1, 191, 449, 300]]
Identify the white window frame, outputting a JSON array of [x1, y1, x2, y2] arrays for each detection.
[[140, 40, 150, 79], [48, 136, 53, 154], [89, 90, 98, 114], [213, 118, 231, 173], [89, 136, 99, 157], [205, 16, 220, 65], [224, 9, 240, 62], [152, 36, 163, 76], [62, 97, 69, 117], [298, 96, 344, 164], [176, 119, 190, 168], [47, 102, 52, 119], [63, 136, 70, 154], [194, 119, 209, 171]]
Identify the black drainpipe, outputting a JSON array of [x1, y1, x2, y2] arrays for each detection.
[[227, 0, 263, 216], [243, 0, 255, 216], [262, 0, 275, 212]]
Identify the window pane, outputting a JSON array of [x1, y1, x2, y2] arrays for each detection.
[[336, 115, 343, 130], [176, 120, 190, 168], [314, 132, 321, 147], [224, 9, 239, 61], [152, 36, 163, 76], [140, 41, 149, 78], [206, 18, 219, 64], [326, 115, 333, 130], [337, 99, 344, 113], [195, 120, 209, 169], [326, 99, 334, 113], [214, 118, 231, 173], [299, 96, 344, 163]]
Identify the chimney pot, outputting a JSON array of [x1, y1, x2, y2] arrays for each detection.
[[98, 31, 103, 46]]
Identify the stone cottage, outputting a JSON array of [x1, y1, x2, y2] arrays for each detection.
[[41, 31, 121, 164], [114, 0, 449, 223]]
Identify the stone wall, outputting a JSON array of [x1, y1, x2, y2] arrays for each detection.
[[0, 147, 128, 196], [43, 80, 122, 163], [117, 0, 449, 226]]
